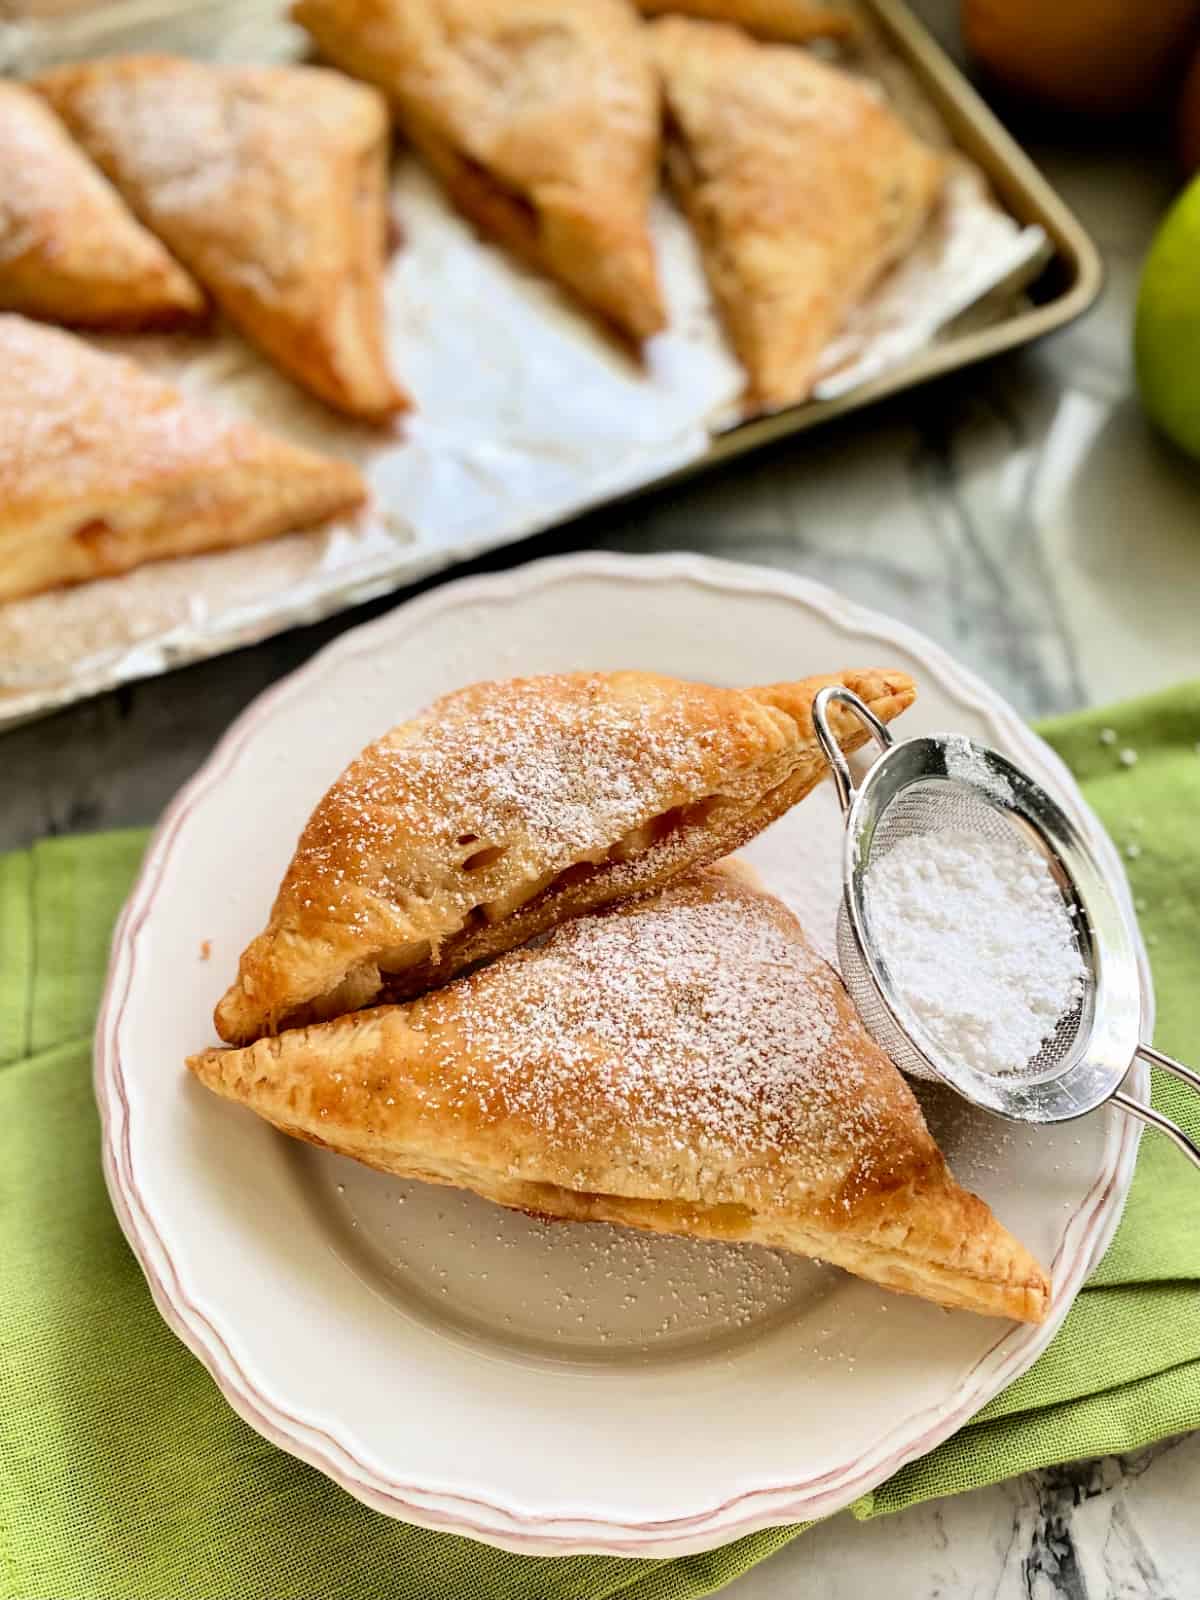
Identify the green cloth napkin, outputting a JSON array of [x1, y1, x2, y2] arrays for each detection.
[[3, 682, 1199, 1600]]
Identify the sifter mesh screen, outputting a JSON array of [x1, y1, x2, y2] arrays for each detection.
[[841, 777, 1091, 1086]]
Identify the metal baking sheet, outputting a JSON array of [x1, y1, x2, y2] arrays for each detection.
[[0, 0, 1101, 727]]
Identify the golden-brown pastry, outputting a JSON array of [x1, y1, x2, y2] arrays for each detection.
[[191, 863, 1050, 1322], [292, 0, 667, 342], [0, 80, 204, 328], [650, 16, 943, 410], [0, 314, 366, 603], [36, 56, 407, 421], [214, 667, 916, 1045], [635, 0, 862, 43]]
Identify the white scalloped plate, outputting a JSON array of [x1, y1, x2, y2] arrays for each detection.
[[95, 553, 1148, 1556]]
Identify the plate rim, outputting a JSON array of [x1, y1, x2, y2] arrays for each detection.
[[94, 550, 1149, 1556]]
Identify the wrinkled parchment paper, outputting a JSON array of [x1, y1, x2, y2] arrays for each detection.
[[0, 7, 1049, 725]]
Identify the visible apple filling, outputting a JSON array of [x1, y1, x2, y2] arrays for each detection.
[[367, 793, 730, 990], [281, 775, 803, 1033], [437, 144, 542, 252], [287, 786, 780, 1030], [453, 794, 726, 930]]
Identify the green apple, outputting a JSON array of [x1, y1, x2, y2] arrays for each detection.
[[1135, 175, 1200, 460]]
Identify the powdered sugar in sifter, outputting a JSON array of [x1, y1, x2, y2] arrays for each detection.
[[812, 686, 1200, 1167]]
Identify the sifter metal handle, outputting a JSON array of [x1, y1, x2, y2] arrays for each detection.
[[1111, 1046, 1200, 1170], [812, 686, 896, 814]]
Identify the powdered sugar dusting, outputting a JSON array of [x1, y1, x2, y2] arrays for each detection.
[[320, 1154, 835, 1366], [302, 675, 728, 922], [416, 872, 888, 1184], [866, 829, 1084, 1079], [1, 316, 242, 497], [393, 677, 705, 845]]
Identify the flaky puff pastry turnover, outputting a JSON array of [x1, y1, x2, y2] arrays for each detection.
[[650, 16, 943, 410], [0, 81, 205, 329], [36, 56, 407, 421], [191, 863, 1050, 1322], [0, 315, 366, 603], [214, 667, 916, 1046], [291, 0, 667, 342], [635, 0, 862, 43]]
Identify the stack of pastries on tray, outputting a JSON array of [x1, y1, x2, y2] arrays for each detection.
[[189, 666, 1051, 1324], [1, 0, 947, 599]]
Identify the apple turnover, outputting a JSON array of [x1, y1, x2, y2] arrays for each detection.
[[191, 863, 1049, 1322], [650, 16, 943, 409], [214, 667, 915, 1045], [0, 315, 366, 602], [291, 0, 667, 341], [0, 80, 204, 329], [36, 56, 407, 421]]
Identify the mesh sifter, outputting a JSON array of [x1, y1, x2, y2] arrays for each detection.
[[812, 686, 1200, 1168]]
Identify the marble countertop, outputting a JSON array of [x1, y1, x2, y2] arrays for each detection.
[[5, 4, 1199, 1595]]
